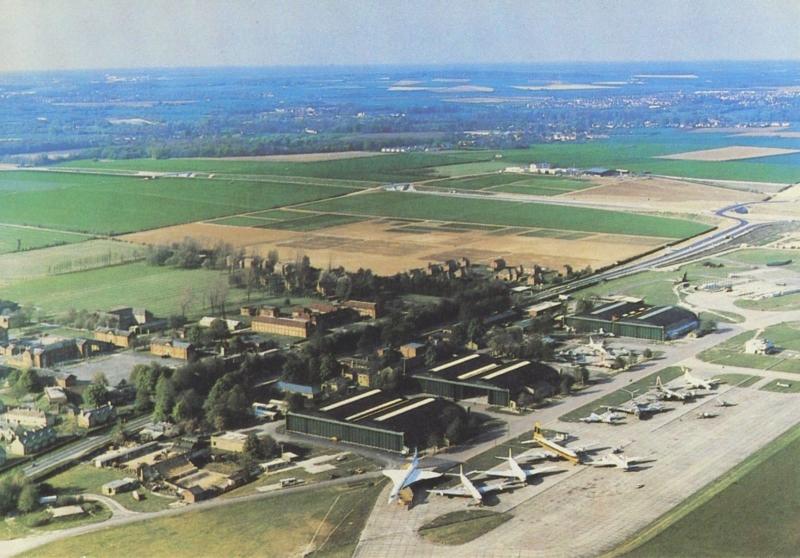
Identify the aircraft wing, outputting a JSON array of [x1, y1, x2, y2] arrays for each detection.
[[522, 465, 558, 476], [415, 470, 442, 481], [478, 479, 524, 494], [515, 448, 552, 461], [381, 469, 407, 488], [428, 486, 471, 497]]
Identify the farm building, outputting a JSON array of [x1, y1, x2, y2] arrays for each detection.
[[7, 426, 57, 455], [286, 389, 465, 453], [566, 299, 699, 341], [411, 354, 559, 407], [2, 408, 54, 429], [77, 403, 116, 428], [101, 477, 138, 496], [150, 338, 195, 360], [94, 327, 135, 348]]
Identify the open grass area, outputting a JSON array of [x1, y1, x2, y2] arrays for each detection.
[[560, 366, 684, 422], [0, 224, 90, 255], [46, 463, 176, 513], [712, 373, 762, 387], [23, 481, 385, 558], [614, 423, 800, 557], [0, 501, 112, 541], [0, 261, 313, 320], [303, 191, 710, 239], [698, 323, 800, 374], [736, 292, 800, 312], [418, 509, 512, 545], [0, 171, 357, 235], [760, 379, 800, 393]]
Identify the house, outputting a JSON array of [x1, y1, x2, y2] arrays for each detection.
[[44, 386, 68, 406], [400, 342, 426, 360], [98, 307, 167, 334], [2, 408, 54, 429], [8, 426, 57, 455], [489, 258, 506, 271], [101, 477, 138, 496], [150, 338, 195, 360], [275, 381, 320, 399], [745, 337, 774, 355], [342, 300, 383, 319], [211, 429, 271, 453], [356, 369, 379, 388], [56, 374, 77, 388], [77, 403, 116, 429], [198, 317, 244, 331], [94, 327, 136, 348], [322, 376, 349, 394], [0, 311, 25, 329]]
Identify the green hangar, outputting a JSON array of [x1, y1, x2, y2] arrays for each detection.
[[286, 389, 465, 453], [412, 353, 560, 407], [566, 299, 699, 341]]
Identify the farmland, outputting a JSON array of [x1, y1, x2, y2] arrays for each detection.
[[0, 224, 90, 255], [0, 261, 303, 319], [22, 482, 384, 558], [302, 191, 711, 238], [0, 171, 358, 235]]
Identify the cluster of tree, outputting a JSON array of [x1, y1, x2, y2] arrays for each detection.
[[146, 239, 235, 271], [487, 327, 554, 361], [0, 474, 39, 517], [5, 369, 42, 398], [83, 372, 110, 408], [239, 432, 279, 470], [131, 352, 284, 431]]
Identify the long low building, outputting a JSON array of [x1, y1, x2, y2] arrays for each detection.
[[566, 299, 699, 341], [412, 354, 559, 407], [286, 389, 463, 453]]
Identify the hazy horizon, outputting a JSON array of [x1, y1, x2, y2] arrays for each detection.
[[2, 0, 799, 73]]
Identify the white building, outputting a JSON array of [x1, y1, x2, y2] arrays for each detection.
[[745, 338, 774, 355]]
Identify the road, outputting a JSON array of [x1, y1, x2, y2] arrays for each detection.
[[21, 415, 152, 480]]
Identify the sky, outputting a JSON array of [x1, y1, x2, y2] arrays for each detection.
[[1, 0, 799, 72]]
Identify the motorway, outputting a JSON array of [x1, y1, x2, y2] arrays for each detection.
[[20, 415, 152, 480]]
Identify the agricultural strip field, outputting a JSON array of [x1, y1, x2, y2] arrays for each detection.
[[58, 151, 496, 182], [0, 261, 302, 319], [0, 240, 144, 285], [0, 224, 90, 255], [423, 173, 593, 197], [302, 191, 711, 238], [0, 171, 358, 235], [697, 322, 800, 374], [618, 423, 800, 557], [21, 482, 384, 558], [559, 366, 684, 422]]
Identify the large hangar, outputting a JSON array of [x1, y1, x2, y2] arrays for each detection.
[[286, 389, 464, 453], [411, 353, 560, 407], [566, 299, 698, 341]]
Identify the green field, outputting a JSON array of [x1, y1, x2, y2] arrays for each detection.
[[303, 191, 710, 239], [560, 366, 684, 422], [0, 261, 308, 319], [760, 379, 800, 393], [0, 224, 90, 255], [0, 171, 357, 235], [46, 464, 175, 513], [258, 213, 367, 231], [698, 323, 800, 374], [0, 239, 144, 286], [736, 292, 800, 312], [23, 481, 384, 558], [617, 423, 800, 557], [418, 510, 512, 545], [60, 151, 495, 182]]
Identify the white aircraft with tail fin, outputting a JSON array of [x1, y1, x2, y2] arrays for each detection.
[[382, 449, 441, 504], [428, 465, 524, 505], [483, 448, 559, 482]]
